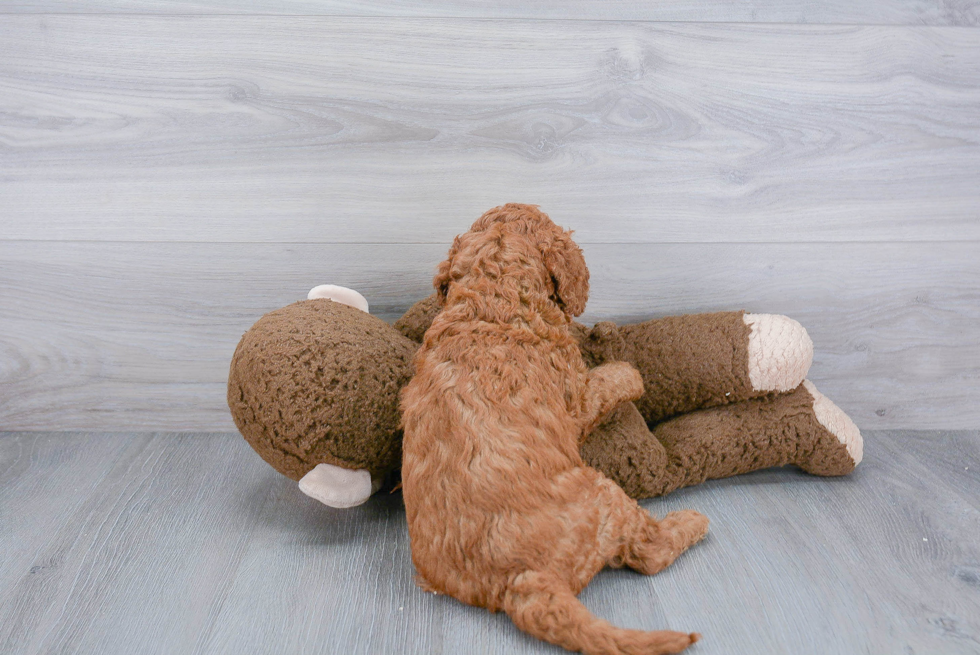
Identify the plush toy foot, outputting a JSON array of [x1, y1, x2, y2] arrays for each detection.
[[797, 380, 863, 474], [298, 463, 374, 508], [743, 314, 813, 392]]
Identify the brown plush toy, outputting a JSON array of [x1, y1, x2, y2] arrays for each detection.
[[229, 284, 862, 508]]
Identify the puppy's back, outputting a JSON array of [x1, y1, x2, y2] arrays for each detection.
[[401, 314, 587, 596]]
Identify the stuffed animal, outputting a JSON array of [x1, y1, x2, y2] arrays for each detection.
[[228, 284, 862, 507]]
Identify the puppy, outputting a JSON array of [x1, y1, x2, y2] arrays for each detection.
[[401, 204, 708, 655]]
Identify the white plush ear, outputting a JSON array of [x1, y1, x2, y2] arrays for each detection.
[[307, 285, 369, 313], [298, 463, 373, 508]]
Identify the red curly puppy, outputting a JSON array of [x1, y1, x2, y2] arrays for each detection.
[[401, 204, 709, 655]]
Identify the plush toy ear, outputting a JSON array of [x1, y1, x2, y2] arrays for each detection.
[[541, 229, 589, 317], [307, 285, 369, 312], [433, 234, 464, 305]]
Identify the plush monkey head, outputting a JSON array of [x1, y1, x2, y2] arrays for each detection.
[[228, 289, 418, 507]]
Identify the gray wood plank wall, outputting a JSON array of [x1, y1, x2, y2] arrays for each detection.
[[4, 1, 980, 25], [1, 6, 978, 431]]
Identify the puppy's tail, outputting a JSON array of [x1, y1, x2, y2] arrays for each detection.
[[503, 571, 698, 655]]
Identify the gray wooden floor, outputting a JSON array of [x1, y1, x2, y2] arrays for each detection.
[[1, 430, 978, 655]]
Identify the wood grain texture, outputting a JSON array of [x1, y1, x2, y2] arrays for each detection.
[[1, 430, 978, 654], [1, 241, 977, 431], [3, 0, 980, 25], [2, 17, 980, 243]]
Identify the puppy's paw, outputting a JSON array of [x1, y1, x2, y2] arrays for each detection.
[[628, 509, 709, 576], [585, 362, 645, 432], [622, 363, 645, 402], [661, 510, 710, 549], [600, 361, 644, 402]]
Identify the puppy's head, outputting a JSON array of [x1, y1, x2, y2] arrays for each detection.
[[434, 204, 589, 318]]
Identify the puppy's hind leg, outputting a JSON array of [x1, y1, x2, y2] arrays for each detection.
[[503, 570, 699, 655], [589, 472, 708, 577], [619, 509, 709, 577]]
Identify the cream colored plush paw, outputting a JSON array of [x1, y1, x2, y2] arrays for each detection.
[[743, 314, 813, 392], [803, 380, 863, 465], [298, 463, 374, 508], [308, 284, 369, 313]]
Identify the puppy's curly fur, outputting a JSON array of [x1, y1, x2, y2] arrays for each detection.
[[401, 204, 709, 655]]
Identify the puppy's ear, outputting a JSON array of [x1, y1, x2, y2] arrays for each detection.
[[542, 229, 589, 317], [433, 235, 463, 305]]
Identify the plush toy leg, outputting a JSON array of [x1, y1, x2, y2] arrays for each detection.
[[647, 382, 862, 496], [582, 384, 862, 499], [594, 311, 813, 424]]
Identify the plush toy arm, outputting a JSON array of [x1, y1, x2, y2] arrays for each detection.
[[394, 293, 441, 343], [611, 311, 813, 424], [580, 401, 667, 499]]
